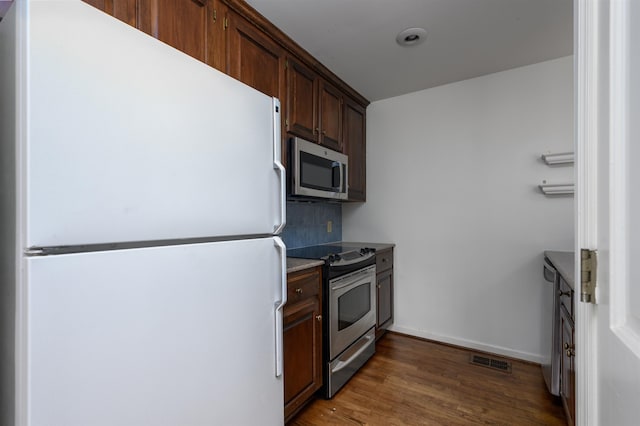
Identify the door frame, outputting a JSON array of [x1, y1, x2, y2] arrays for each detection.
[[576, 0, 640, 424], [574, 0, 599, 424]]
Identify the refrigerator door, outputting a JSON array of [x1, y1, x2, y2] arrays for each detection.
[[23, 1, 285, 248], [24, 238, 286, 425]]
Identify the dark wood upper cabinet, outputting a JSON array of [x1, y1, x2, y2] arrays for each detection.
[[286, 59, 342, 152], [83, 0, 137, 26], [227, 10, 285, 100], [137, 0, 210, 63], [318, 80, 342, 152], [343, 97, 366, 201], [286, 58, 318, 143]]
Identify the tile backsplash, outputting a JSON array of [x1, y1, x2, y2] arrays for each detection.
[[282, 201, 342, 249]]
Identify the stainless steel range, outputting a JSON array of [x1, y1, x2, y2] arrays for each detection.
[[287, 244, 377, 398]]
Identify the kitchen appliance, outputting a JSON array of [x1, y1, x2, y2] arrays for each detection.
[[542, 257, 561, 396], [287, 244, 377, 398], [289, 136, 349, 200], [1, 2, 287, 425]]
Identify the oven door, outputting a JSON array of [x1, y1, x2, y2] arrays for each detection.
[[329, 265, 376, 359]]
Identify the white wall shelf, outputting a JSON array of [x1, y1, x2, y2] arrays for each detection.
[[538, 183, 574, 196], [541, 152, 574, 165]]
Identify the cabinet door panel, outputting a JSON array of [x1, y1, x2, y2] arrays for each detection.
[[377, 269, 393, 329], [560, 306, 575, 425], [344, 98, 366, 201], [208, 0, 227, 71], [82, 0, 137, 26], [283, 299, 317, 404], [138, 0, 209, 63], [319, 80, 342, 152], [287, 59, 317, 142], [284, 268, 322, 422], [228, 12, 284, 100]]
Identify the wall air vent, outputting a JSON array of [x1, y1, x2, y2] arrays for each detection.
[[469, 354, 512, 373]]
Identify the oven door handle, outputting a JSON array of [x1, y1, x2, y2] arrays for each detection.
[[331, 333, 375, 374], [331, 268, 375, 291]]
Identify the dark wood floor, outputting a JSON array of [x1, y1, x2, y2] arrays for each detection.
[[289, 332, 566, 425]]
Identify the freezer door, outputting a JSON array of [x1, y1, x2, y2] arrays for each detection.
[[24, 238, 285, 425], [24, 2, 284, 247]]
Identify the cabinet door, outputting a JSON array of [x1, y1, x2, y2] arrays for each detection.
[[227, 11, 285, 101], [318, 80, 342, 152], [343, 97, 366, 201], [82, 0, 137, 26], [138, 0, 209, 63], [286, 58, 318, 143], [560, 305, 575, 426], [283, 268, 322, 422], [376, 268, 393, 331], [207, 0, 227, 72]]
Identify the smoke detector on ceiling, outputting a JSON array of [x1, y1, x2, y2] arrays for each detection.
[[396, 27, 427, 47]]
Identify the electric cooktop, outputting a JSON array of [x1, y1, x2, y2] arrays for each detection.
[[287, 243, 376, 266]]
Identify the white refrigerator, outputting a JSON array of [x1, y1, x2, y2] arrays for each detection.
[[0, 1, 287, 425]]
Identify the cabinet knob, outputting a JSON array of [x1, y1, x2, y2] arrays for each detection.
[[314, 127, 319, 134], [566, 349, 574, 358], [295, 288, 303, 295], [322, 130, 327, 135], [564, 342, 570, 350], [316, 315, 322, 321]]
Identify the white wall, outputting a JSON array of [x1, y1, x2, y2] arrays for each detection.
[[343, 56, 574, 362]]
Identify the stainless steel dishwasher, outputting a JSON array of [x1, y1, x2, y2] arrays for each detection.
[[542, 257, 561, 396]]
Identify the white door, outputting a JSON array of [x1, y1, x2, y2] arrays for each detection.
[[21, 237, 286, 426], [576, 0, 640, 424], [21, 1, 285, 247]]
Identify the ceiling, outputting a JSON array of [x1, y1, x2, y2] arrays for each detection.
[[245, 0, 573, 102]]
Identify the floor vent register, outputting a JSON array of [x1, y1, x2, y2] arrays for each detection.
[[469, 354, 512, 373]]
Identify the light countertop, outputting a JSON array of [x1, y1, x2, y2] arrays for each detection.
[[286, 258, 325, 274]]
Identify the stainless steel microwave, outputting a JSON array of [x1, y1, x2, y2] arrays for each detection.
[[289, 137, 348, 200]]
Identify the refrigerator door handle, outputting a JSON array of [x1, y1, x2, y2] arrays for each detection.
[[272, 98, 286, 235], [274, 236, 287, 377]]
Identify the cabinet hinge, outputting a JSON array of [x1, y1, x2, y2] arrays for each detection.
[[224, 17, 229, 29], [212, 9, 217, 22], [580, 248, 597, 304]]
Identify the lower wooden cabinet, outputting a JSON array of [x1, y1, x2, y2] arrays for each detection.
[[375, 248, 394, 340], [284, 266, 322, 422], [560, 304, 575, 426]]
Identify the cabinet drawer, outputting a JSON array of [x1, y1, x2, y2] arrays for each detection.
[[558, 276, 574, 319], [376, 249, 393, 273], [287, 268, 321, 304]]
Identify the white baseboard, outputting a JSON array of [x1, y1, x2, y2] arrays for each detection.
[[389, 325, 545, 364]]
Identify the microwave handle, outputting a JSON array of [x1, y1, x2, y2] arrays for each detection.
[[331, 161, 342, 191]]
